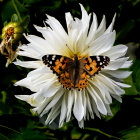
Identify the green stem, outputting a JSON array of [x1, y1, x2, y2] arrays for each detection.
[[84, 127, 122, 140], [12, 0, 22, 22], [0, 124, 21, 134], [0, 133, 10, 140]]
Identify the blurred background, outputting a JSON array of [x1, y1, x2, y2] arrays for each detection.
[[0, 0, 140, 139]]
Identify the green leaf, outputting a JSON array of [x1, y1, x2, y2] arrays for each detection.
[[124, 75, 138, 95], [12, 129, 47, 140], [119, 126, 140, 140], [132, 60, 140, 92], [14, 0, 28, 14], [11, 14, 19, 22], [71, 128, 82, 139], [0, 91, 7, 103], [21, 15, 30, 29], [1, 1, 16, 22], [3, 21, 8, 26], [11, 121, 47, 140]]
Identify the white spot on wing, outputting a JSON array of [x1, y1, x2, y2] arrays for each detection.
[[50, 61, 52, 64], [52, 55, 56, 60]]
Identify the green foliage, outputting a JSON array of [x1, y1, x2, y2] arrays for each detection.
[[119, 126, 140, 140], [0, 0, 140, 139]]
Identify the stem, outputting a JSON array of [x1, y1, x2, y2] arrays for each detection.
[[0, 133, 10, 140], [0, 124, 21, 134], [12, 0, 22, 22], [84, 127, 122, 140]]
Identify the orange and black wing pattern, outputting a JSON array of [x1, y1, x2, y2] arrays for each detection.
[[83, 56, 110, 77], [42, 55, 74, 89], [74, 56, 110, 90]]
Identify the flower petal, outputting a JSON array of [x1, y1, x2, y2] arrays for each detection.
[[73, 90, 84, 121], [25, 35, 56, 56], [14, 59, 43, 69], [59, 93, 67, 126], [102, 44, 128, 60], [86, 93, 94, 119], [120, 60, 133, 68], [66, 90, 74, 122], [40, 88, 64, 117], [94, 15, 106, 40], [97, 74, 125, 96], [84, 31, 115, 56], [18, 44, 41, 59], [38, 78, 61, 97], [103, 13, 116, 35], [104, 57, 129, 70], [86, 13, 98, 46], [87, 84, 107, 115], [102, 70, 132, 79]]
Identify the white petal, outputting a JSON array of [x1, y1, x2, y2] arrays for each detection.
[[87, 84, 107, 115], [112, 80, 131, 88], [14, 59, 43, 68], [97, 74, 125, 96], [40, 88, 64, 117], [45, 98, 62, 125], [82, 90, 87, 119], [84, 31, 115, 56], [27, 66, 51, 77], [45, 14, 68, 42], [44, 15, 73, 57], [78, 119, 84, 128], [102, 70, 132, 79], [103, 13, 116, 35], [120, 60, 133, 68], [38, 79, 61, 97], [15, 68, 55, 92], [18, 44, 41, 59], [15, 92, 44, 107], [105, 104, 112, 116], [86, 93, 94, 119], [89, 79, 112, 104], [86, 13, 98, 45], [65, 12, 73, 34], [59, 93, 67, 126], [73, 90, 84, 121], [89, 93, 101, 118], [94, 15, 106, 40], [80, 3, 91, 35], [111, 94, 122, 102], [25, 35, 55, 55], [102, 44, 128, 60], [104, 57, 129, 70], [66, 90, 74, 122], [33, 97, 53, 114], [15, 95, 28, 102]]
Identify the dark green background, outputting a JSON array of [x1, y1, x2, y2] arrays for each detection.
[[0, 0, 140, 139]]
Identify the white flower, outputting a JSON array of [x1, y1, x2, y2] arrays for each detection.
[[14, 4, 132, 128]]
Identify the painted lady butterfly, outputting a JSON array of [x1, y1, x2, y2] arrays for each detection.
[[42, 54, 110, 91]]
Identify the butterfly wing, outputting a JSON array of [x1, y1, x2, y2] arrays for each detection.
[[74, 56, 110, 90], [83, 56, 110, 76], [42, 55, 110, 91], [42, 55, 74, 89]]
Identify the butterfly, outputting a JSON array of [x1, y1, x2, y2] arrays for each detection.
[[42, 54, 110, 91]]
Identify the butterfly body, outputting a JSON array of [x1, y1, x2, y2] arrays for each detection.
[[42, 54, 110, 90]]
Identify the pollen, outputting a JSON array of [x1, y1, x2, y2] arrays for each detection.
[[7, 27, 14, 36]]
